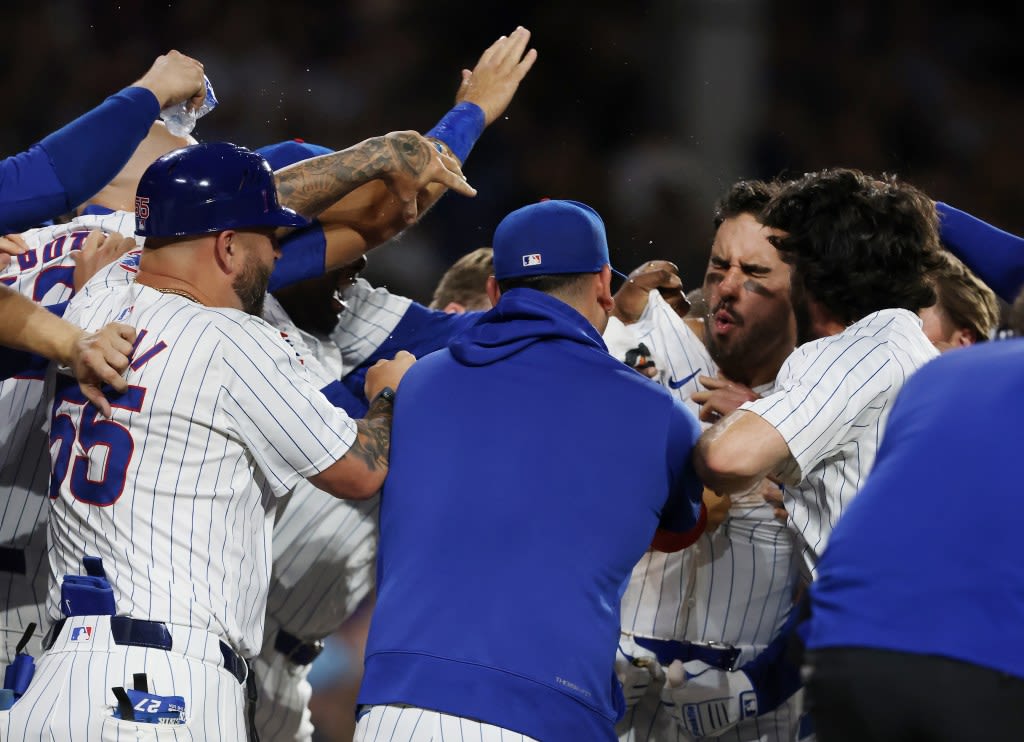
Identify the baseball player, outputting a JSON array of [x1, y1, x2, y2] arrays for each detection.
[[0, 142, 418, 739], [355, 199, 706, 741], [253, 248, 496, 741], [244, 28, 537, 739], [670, 168, 943, 737], [917, 251, 999, 351], [0, 78, 483, 678], [0, 221, 142, 670], [609, 179, 802, 742]]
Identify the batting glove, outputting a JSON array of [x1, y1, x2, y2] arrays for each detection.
[[615, 636, 666, 711], [660, 660, 757, 737]]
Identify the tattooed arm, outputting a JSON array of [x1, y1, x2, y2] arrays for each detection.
[[274, 131, 475, 271], [307, 350, 415, 499]]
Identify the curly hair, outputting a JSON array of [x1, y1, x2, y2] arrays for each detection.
[[762, 168, 943, 325], [712, 179, 782, 229]]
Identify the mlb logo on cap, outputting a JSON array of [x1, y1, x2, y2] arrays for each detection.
[[70, 626, 93, 642], [493, 199, 615, 281]]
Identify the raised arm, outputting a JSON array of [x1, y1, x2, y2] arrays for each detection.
[[274, 27, 537, 275]]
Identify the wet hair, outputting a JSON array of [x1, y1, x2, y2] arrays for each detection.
[[762, 168, 943, 325], [429, 247, 494, 310], [931, 251, 999, 342]]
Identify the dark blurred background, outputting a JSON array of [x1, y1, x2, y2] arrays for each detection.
[[2, 0, 1021, 303], [4, 2, 1019, 737]]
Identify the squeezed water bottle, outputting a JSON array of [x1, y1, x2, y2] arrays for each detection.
[[160, 75, 218, 137]]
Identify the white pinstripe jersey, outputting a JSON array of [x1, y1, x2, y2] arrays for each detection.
[[330, 277, 412, 371], [616, 292, 798, 650], [253, 295, 381, 742], [0, 211, 139, 662], [260, 294, 379, 639], [52, 279, 359, 656], [614, 292, 801, 742], [742, 309, 938, 577]]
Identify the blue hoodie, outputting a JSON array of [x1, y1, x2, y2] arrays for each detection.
[[358, 288, 704, 741]]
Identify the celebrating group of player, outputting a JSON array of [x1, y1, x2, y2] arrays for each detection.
[[1, 23, 1023, 742]]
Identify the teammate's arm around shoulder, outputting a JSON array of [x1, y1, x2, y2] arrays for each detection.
[[309, 350, 416, 499]]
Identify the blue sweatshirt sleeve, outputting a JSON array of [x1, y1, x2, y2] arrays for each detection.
[[0, 87, 159, 233], [936, 202, 1024, 303]]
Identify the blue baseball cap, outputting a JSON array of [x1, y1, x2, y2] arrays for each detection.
[[493, 199, 626, 281], [255, 139, 333, 170]]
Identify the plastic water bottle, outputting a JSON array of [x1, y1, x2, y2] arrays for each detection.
[[160, 75, 218, 137]]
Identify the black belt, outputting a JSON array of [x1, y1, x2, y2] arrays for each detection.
[[274, 628, 324, 666], [46, 617, 248, 685], [0, 546, 26, 574], [633, 636, 742, 671]]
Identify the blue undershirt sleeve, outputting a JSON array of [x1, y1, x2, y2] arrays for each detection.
[[936, 201, 1024, 303], [269, 221, 327, 292], [0, 87, 160, 233]]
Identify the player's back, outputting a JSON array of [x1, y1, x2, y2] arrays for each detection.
[[51, 281, 347, 656], [748, 307, 938, 575], [360, 288, 703, 741], [0, 211, 139, 662]]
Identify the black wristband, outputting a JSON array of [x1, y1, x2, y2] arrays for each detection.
[[373, 387, 396, 405]]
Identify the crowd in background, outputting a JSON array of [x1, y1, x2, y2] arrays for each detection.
[[3, 1, 1020, 306]]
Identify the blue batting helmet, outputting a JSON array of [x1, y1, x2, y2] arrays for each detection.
[[134, 141, 309, 238]]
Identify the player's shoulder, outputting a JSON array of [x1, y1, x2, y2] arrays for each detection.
[[341, 277, 413, 317], [783, 309, 924, 373], [201, 307, 309, 369]]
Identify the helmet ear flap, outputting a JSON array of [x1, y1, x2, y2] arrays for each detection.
[[134, 142, 309, 238]]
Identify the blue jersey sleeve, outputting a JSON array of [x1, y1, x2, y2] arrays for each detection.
[[268, 221, 327, 292], [341, 303, 483, 417], [659, 399, 704, 532], [0, 87, 159, 233], [937, 201, 1024, 303], [319, 379, 370, 416]]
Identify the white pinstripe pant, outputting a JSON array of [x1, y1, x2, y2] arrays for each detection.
[[0, 616, 246, 741], [355, 705, 539, 742]]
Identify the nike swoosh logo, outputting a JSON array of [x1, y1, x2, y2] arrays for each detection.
[[668, 369, 701, 390]]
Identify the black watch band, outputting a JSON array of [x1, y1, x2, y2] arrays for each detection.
[[374, 386, 396, 405]]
